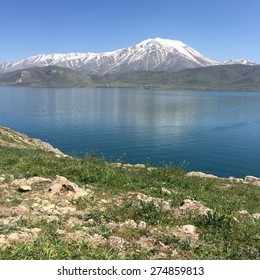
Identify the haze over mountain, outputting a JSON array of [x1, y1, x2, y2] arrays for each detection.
[[0, 38, 222, 74]]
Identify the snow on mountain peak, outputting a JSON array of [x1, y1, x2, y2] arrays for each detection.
[[0, 38, 222, 74], [224, 59, 256, 66]]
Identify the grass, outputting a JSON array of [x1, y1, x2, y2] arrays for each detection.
[[0, 145, 259, 260]]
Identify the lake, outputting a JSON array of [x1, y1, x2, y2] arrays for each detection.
[[0, 87, 260, 178]]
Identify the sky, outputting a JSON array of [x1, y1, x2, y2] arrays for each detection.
[[0, 0, 259, 63]]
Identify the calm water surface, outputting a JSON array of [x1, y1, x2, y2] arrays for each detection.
[[0, 87, 260, 178]]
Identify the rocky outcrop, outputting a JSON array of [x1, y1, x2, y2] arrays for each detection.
[[175, 199, 212, 216], [186, 171, 260, 186], [186, 171, 218, 179], [0, 169, 259, 261], [11, 175, 89, 199], [244, 176, 260, 186], [0, 126, 66, 157], [0, 228, 42, 246], [172, 225, 199, 243], [47, 175, 89, 198], [236, 210, 260, 220]]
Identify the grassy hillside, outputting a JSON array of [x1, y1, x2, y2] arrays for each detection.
[[92, 64, 260, 90], [1, 64, 260, 90], [0, 126, 259, 260], [0, 66, 92, 87]]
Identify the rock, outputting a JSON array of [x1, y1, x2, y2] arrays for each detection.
[[138, 221, 147, 230], [108, 236, 128, 251], [134, 164, 146, 168], [11, 178, 27, 186], [57, 206, 77, 215], [244, 176, 259, 183], [16, 204, 29, 213], [12, 177, 51, 187], [106, 220, 146, 232], [123, 164, 133, 168], [176, 199, 212, 216], [0, 176, 5, 182], [32, 203, 40, 209], [0, 236, 8, 246], [47, 175, 88, 198], [40, 204, 56, 214], [8, 231, 30, 241], [113, 162, 123, 167], [120, 219, 137, 229], [29, 228, 42, 234], [66, 217, 84, 227], [172, 224, 199, 242], [85, 234, 106, 245], [41, 199, 52, 206], [0, 217, 18, 225], [19, 185, 32, 192], [228, 177, 244, 183], [26, 177, 52, 186], [56, 229, 67, 236], [161, 187, 172, 195], [147, 167, 157, 171], [237, 210, 250, 215], [137, 236, 156, 249], [186, 171, 218, 179], [86, 219, 95, 225], [66, 231, 86, 240], [106, 222, 119, 231], [252, 213, 260, 219], [46, 215, 60, 222]]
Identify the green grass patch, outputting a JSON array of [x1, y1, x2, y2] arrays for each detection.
[[0, 145, 259, 259]]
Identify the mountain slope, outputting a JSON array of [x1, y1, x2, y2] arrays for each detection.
[[0, 38, 219, 74], [0, 66, 92, 87], [1, 64, 260, 90], [92, 64, 260, 90]]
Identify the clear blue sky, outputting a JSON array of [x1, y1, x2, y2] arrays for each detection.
[[0, 0, 259, 63]]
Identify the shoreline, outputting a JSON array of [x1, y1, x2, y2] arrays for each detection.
[[1, 125, 260, 180]]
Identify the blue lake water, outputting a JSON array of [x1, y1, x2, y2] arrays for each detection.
[[0, 86, 260, 178]]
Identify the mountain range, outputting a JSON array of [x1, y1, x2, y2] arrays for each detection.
[[1, 38, 257, 75], [0, 38, 259, 90]]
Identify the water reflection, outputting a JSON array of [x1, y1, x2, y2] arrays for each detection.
[[0, 87, 260, 177]]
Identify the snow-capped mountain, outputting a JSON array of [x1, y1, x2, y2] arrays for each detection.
[[0, 38, 220, 74], [223, 59, 257, 66]]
